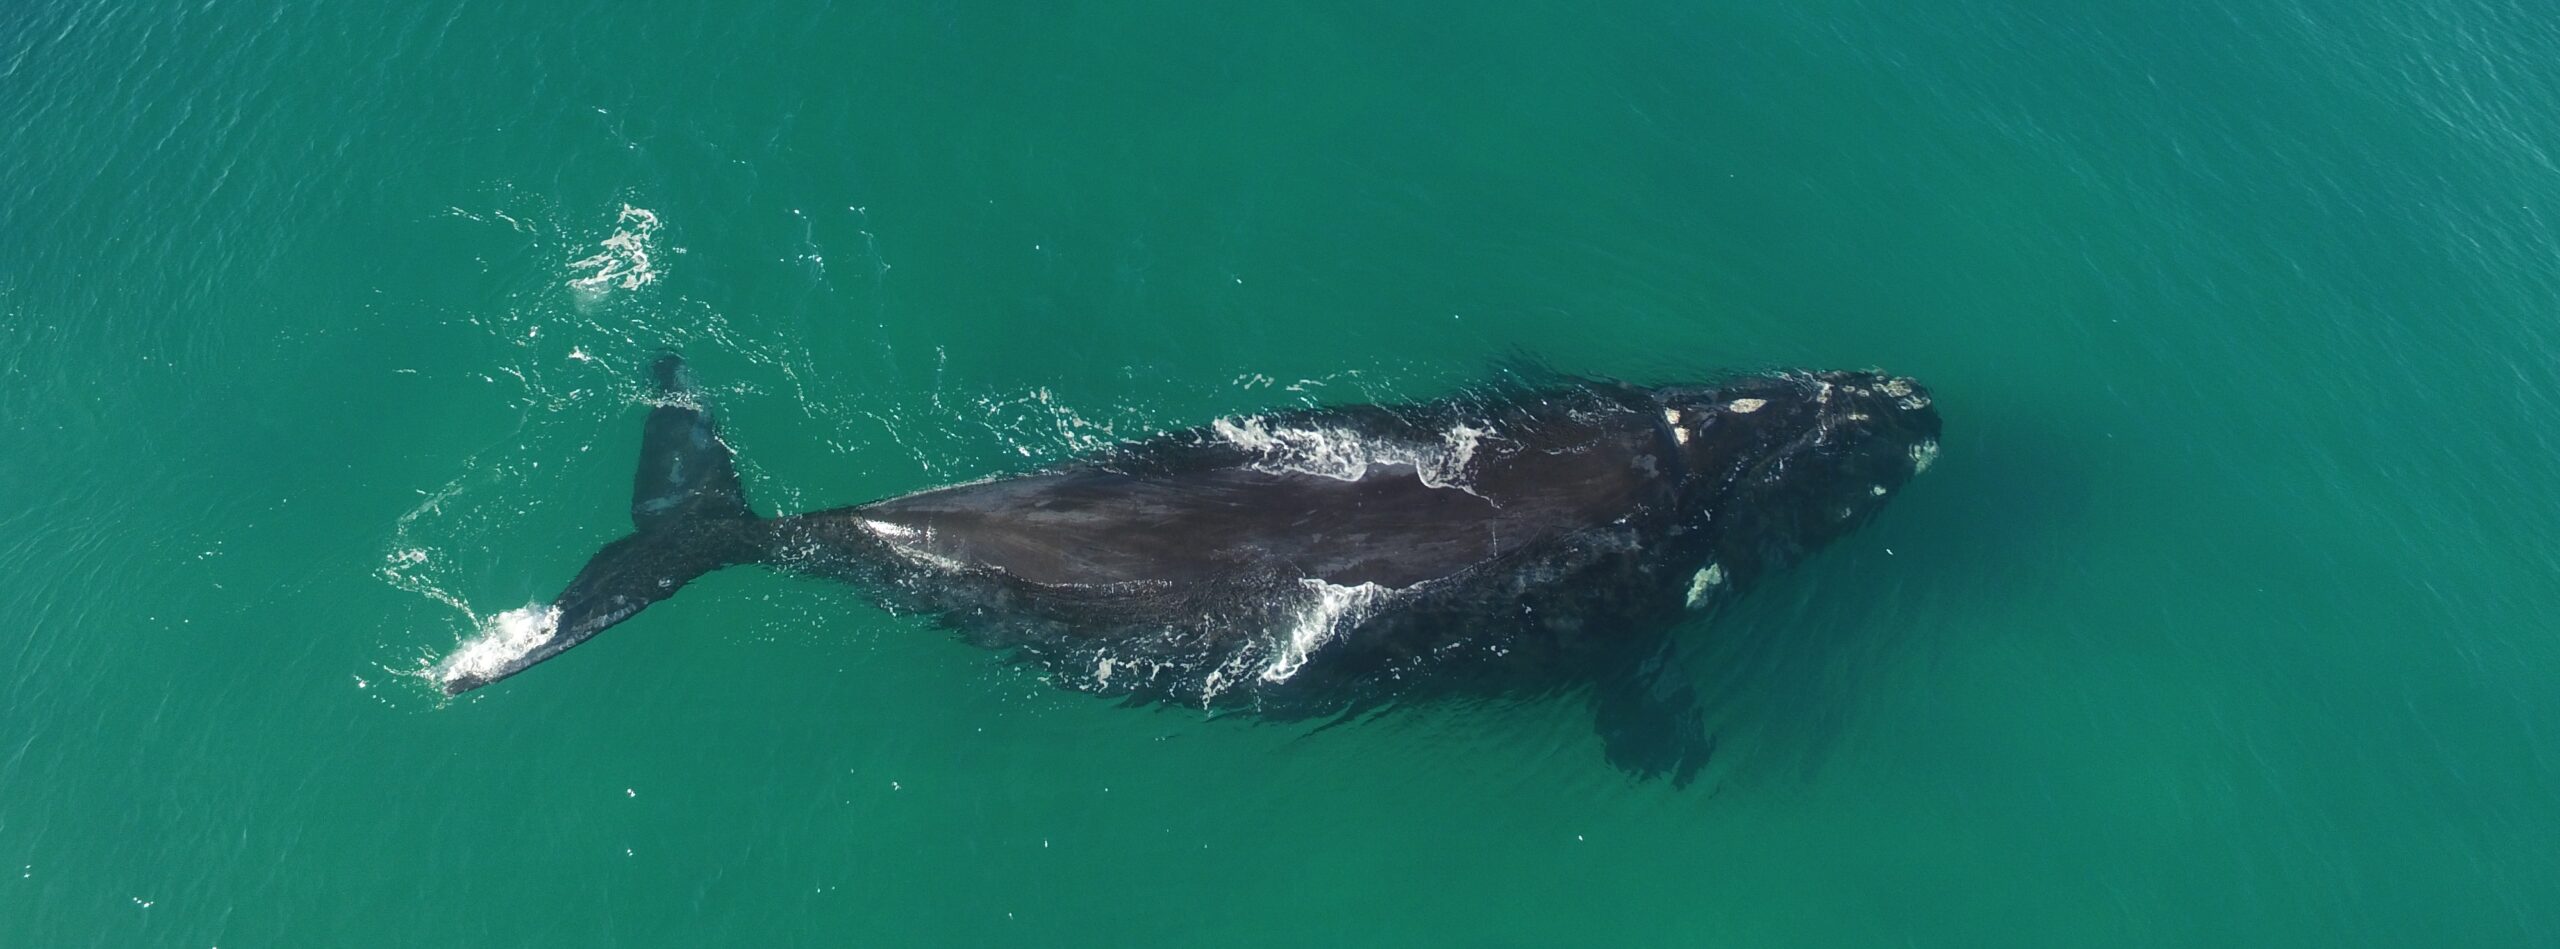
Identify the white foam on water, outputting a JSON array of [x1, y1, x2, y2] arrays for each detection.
[[966, 387, 1142, 457], [379, 545, 473, 618], [568, 205, 662, 293], [376, 475, 480, 611], [1259, 579, 1388, 683], [431, 603, 561, 691], [1211, 416, 1493, 493], [1438, 424, 1491, 483], [1211, 417, 1368, 479]]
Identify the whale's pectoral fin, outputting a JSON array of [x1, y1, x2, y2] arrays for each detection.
[[1592, 635, 1713, 787], [633, 354, 753, 531]]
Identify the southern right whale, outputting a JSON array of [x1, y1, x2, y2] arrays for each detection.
[[436, 356, 1941, 783]]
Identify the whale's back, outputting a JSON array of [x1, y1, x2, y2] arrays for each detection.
[[851, 400, 1680, 592]]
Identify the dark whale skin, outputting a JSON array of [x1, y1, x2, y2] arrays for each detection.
[[437, 359, 1941, 783]]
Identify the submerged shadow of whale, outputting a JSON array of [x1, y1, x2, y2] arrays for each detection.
[[437, 356, 1942, 785]]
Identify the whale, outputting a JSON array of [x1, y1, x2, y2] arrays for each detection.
[[434, 355, 1941, 783]]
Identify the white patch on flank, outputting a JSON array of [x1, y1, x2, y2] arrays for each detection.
[[1726, 398, 1767, 414], [569, 205, 663, 293], [433, 604, 561, 691], [1260, 579, 1389, 683], [1685, 563, 1726, 609], [1910, 439, 1940, 474]]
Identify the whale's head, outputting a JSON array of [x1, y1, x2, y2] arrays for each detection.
[[1656, 370, 1940, 576]]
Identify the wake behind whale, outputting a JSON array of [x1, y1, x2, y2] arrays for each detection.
[[436, 355, 1941, 783]]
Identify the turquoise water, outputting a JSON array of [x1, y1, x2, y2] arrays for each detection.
[[5, 0, 2559, 944]]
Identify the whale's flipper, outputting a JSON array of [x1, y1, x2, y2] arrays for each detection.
[[437, 355, 762, 695], [1592, 634, 1712, 786]]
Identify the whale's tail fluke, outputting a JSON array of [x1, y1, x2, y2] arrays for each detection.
[[436, 354, 763, 696], [632, 354, 755, 529]]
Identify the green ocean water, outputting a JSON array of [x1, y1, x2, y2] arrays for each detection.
[[5, 0, 2559, 944]]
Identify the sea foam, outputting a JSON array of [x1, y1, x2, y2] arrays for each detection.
[[1211, 416, 1492, 493], [568, 205, 662, 293]]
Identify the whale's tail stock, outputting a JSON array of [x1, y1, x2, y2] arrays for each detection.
[[435, 354, 763, 695]]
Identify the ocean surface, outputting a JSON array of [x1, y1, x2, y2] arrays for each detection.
[[5, 0, 2558, 945]]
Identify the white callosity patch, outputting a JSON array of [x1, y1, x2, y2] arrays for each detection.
[[1211, 416, 1493, 493], [1258, 579, 1389, 683], [1871, 484, 1888, 496], [433, 604, 561, 690], [1910, 439, 1940, 474], [569, 205, 662, 292], [1726, 398, 1767, 414], [1685, 563, 1726, 609], [1661, 407, 1690, 444], [1880, 377, 1931, 411]]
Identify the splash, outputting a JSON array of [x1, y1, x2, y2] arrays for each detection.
[[429, 603, 561, 692], [1258, 579, 1389, 684], [568, 205, 662, 293]]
